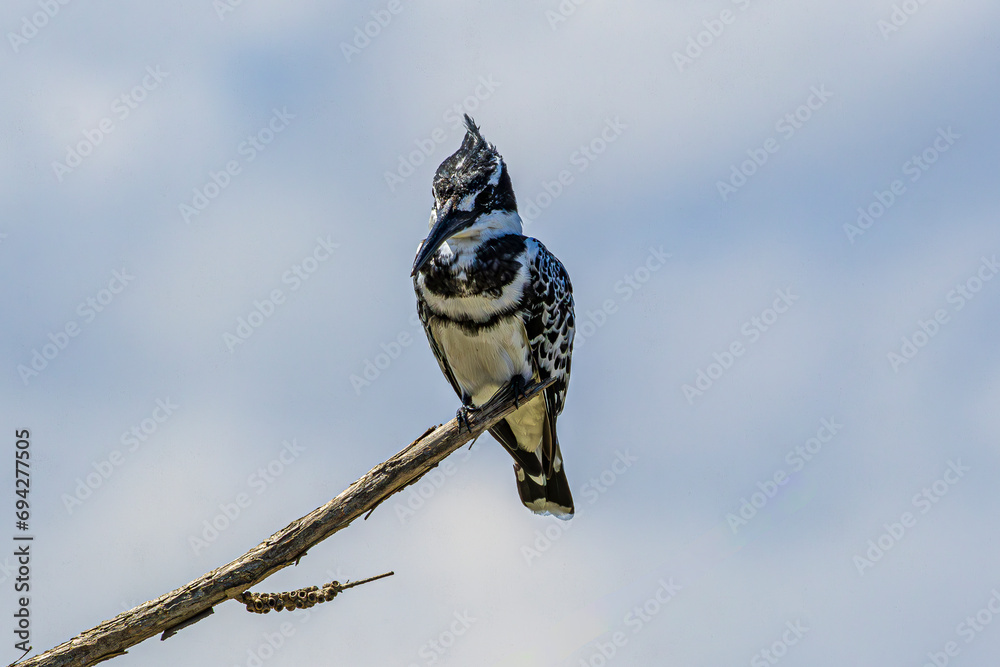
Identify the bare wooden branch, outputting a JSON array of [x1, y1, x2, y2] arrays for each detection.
[[16, 379, 554, 667]]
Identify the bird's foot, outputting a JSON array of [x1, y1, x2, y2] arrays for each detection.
[[487, 375, 531, 410], [456, 404, 478, 433], [509, 375, 529, 409]]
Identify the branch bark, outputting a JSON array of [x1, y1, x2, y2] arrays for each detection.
[[18, 379, 554, 667]]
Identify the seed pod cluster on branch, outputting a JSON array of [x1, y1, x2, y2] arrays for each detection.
[[238, 581, 344, 613], [236, 571, 395, 615]]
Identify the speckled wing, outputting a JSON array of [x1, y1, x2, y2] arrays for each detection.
[[523, 238, 575, 421]]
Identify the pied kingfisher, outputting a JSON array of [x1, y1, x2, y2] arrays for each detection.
[[411, 115, 576, 519]]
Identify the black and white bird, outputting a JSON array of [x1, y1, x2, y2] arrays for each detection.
[[412, 115, 576, 519]]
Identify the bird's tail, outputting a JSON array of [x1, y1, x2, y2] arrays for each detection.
[[513, 443, 574, 520]]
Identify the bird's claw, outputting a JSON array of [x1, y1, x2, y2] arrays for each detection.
[[510, 375, 528, 409], [483, 376, 532, 412], [456, 404, 477, 433]]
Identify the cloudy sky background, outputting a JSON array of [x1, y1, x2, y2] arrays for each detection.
[[3, 0, 1000, 665]]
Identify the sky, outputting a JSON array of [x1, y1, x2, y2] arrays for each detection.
[[2, 1, 1000, 665]]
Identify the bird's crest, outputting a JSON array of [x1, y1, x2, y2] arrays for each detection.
[[463, 113, 484, 144], [432, 115, 516, 213]]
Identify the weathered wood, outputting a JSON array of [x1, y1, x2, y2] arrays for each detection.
[[18, 379, 553, 667]]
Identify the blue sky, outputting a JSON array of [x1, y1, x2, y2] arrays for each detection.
[[3, 1, 1000, 665]]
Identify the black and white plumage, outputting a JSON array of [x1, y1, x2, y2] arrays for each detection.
[[412, 115, 576, 519]]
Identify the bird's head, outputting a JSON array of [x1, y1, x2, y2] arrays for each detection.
[[411, 115, 519, 276]]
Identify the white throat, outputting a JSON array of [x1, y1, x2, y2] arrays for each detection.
[[446, 209, 523, 252]]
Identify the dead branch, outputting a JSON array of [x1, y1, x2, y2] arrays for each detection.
[[17, 379, 554, 667]]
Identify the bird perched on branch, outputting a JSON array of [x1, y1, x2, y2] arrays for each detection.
[[412, 115, 576, 519]]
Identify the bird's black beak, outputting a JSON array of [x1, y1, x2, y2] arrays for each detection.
[[411, 202, 476, 276]]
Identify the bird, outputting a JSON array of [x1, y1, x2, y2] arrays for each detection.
[[412, 114, 576, 519]]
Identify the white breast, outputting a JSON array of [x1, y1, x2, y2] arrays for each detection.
[[431, 316, 532, 406]]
